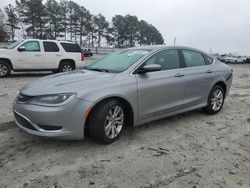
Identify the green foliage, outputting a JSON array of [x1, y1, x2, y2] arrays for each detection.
[[112, 14, 164, 48], [4, 0, 164, 46], [94, 14, 109, 47], [16, 0, 47, 39], [0, 9, 7, 42], [45, 0, 64, 39], [4, 4, 20, 41]]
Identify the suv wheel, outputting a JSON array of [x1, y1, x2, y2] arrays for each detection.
[[59, 62, 75, 72], [204, 85, 225, 115], [88, 100, 125, 144], [0, 61, 11, 77]]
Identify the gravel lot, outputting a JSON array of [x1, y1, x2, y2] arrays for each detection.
[[0, 62, 250, 188]]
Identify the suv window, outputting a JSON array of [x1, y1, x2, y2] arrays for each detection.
[[21, 41, 40, 52], [145, 50, 180, 70], [60, 43, 81, 52], [182, 50, 206, 67], [43, 42, 59, 52]]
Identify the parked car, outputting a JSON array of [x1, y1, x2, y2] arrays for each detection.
[[236, 56, 247, 64], [225, 56, 237, 64], [13, 46, 233, 144], [216, 54, 226, 62], [83, 48, 93, 57], [247, 57, 250, 64], [0, 39, 85, 77]]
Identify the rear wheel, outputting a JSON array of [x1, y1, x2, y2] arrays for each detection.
[[204, 85, 225, 115], [59, 61, 75, 72], [0, 61, 11, 77], [88, 100, 125, 144]]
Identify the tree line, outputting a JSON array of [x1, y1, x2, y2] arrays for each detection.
[[0, 0, 164, 47]]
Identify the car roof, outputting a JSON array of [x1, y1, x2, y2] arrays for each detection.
[[23, 39, 76, 44], [127, 45, 212, 58]]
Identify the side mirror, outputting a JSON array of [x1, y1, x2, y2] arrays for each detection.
[[18, 46, 26, 52], [139, 64, 162, 73]]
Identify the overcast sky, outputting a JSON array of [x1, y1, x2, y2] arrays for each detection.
[[1, 0, 250, 55]]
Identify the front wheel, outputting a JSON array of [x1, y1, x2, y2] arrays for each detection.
[[88, 100, 125, 144], [204, 85, 225, 115]]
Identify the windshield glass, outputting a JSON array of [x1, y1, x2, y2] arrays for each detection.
[[7, 40, 24, 49], [85, 49, 150, 73]]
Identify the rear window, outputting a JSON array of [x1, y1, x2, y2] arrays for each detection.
[[182, 50, 206, 67], [60, 43, 81, 52], [43, 42, 59, 52]]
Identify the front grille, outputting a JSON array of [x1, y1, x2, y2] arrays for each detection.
[[14, 112, 36, 131], [16, 94, 34, 103], [38, 125, 63, 131]]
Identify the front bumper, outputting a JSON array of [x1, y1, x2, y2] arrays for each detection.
[[13, 97, 93, 140]]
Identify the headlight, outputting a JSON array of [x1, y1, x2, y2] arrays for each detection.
[[28, 93, 76, 107]]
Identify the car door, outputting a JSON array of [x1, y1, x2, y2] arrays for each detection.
[[181, 49, 217, 108], [14, 41, 43, 69], [42, 41, 61, 69], [136, 49, 186, 121]]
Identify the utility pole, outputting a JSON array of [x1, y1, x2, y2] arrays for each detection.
[[174, 37, 176, 46], [210, 48, 213, 55]]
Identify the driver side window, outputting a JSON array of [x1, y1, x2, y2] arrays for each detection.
[[21, 41, 40, 52], [144, 50, 180, 71]]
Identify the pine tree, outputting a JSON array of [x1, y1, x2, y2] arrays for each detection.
[[4, 4, 20, 42], [0, 9, 7, 41], [94, 14, 109, 47]]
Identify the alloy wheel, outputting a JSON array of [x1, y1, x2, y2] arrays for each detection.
[[104, 105, 124, 139], [211, 89, 224, 111], [0, 64, 8, 76], [62, 65, 73, 72]]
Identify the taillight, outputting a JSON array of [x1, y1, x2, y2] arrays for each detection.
[[81, 51, 84, 61]]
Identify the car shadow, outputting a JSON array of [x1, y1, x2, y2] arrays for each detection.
[[7, 108, 207, 150], [8, 72, 53, 78]]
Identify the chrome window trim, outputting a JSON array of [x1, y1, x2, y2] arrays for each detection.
[[130, 48, 181, 76]]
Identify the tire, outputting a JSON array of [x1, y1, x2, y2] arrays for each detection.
[[88, 100, 125, 144], [58, 61, 75, 72], [204, 85, 225, 115], [0, 61, 11, 77]]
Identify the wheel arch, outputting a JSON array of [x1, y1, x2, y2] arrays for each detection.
[[0, 58, 13, 69], [213, 81, 227, 96], [85, 96, 135, 129], [59, 59, 76, 69]]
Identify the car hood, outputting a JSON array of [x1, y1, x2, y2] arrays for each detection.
[[0, 48, 9, 53], [20, 70, 116, 96]]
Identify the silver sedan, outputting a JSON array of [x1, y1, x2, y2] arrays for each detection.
[[13, 46, 233, 144]]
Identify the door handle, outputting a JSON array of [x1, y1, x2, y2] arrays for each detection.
[[206, 69, 213, 73], [175, 73, 184, 77], [35, 54, 42, 57], [56, 54, 62, 57]]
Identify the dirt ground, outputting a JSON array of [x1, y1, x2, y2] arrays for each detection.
[[0, 63, 250, 188]]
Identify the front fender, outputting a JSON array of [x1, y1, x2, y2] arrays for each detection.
[[77, 77, 138, 125]]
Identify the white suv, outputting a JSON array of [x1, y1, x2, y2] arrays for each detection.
[[0, 39, 85, 77], [236, 56, 247, 64]]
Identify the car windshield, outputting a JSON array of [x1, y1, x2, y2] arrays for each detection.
[[6, 40, 24, 49], [84, 49, 150, 73]]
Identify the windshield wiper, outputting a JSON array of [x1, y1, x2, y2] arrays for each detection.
[[85, 68, 110, 73]]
